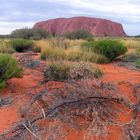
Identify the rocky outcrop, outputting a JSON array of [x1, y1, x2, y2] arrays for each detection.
[[33, 17, 126, 36]]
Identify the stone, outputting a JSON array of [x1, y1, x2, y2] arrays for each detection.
[[33, 17, 126, 36]]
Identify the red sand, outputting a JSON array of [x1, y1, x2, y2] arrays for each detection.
[[0, 64, 140, 139]]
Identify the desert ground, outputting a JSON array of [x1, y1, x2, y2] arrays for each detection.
[[0, 37, 140, 140]]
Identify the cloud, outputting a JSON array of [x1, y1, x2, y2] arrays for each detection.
[[35, 0, 140, 15], [0, 0, 140, 35], [0, 22, 34, 35]]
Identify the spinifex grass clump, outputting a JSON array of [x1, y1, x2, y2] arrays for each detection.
[[44, 61, 103, 81], [124, 39, 140, 49], [42, 47, 66, 60], [0, 40, 15, 54], [66, 50, 108, 64], [0, 54, 22, 89]]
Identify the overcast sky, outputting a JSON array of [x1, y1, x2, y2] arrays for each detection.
[[0, 0, 140, 35]]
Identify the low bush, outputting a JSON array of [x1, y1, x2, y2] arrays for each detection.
[[11, 28, 49, 40], [44, 61, 70, 81], [11, 39, 33, 52], [44, 61, 103, 81], [135, 59, 140, 68], [93, 39, 127, 61], [0, 54, 22, 89], [82, 39, 127, 61], [64, 30, 93, 40], [0, 40, 15, 54]]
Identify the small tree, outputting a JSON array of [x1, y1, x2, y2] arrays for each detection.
[[64, 29, 93, 40], [11, 28, 33, 39], [31, 28, 49, 40]]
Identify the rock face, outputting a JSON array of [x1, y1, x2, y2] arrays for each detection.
[[33, 17, 126, 36]]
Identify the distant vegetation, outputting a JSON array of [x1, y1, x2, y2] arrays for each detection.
[[0, 54, 22, 89], [10, 28, 93, 40], [0, 35, 10, 39], [11, 28, 49, 40], [64, 29, 93, 40]]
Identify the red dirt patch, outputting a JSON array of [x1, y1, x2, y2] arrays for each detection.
[[0, 63, 140, 139]]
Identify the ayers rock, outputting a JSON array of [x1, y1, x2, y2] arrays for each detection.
[[33, 17, 126, 36]]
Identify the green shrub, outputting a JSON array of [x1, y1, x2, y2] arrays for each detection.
[[64, 30, 93, 40], [135, 59, 140, 68], [93, 39, 127, 61], [44, 61, 103, 81], [40, 52, 47, 60], [11, 39, 33, 52], [0, 54, 22, 89], [82, 39, 127, 61]]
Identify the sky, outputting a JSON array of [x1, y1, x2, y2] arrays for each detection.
[[0, 0, 140, 36]]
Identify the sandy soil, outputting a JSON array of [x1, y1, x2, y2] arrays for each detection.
[[0, 60, 140, 139]]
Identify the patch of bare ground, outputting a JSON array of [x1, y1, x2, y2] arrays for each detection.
[[0, 53, 140, 140]]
